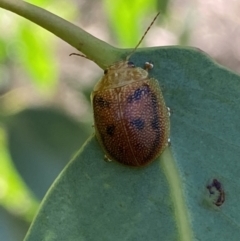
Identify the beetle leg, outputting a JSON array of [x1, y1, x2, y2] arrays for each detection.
[[104, 155, 112, 163]]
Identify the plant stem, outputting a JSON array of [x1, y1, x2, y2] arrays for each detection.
[[0, 0, 124, 69]]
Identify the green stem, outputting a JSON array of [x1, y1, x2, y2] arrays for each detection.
[[0, 0, 124, 69]]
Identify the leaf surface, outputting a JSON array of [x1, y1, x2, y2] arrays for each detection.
[[24, 47, 240, 240], [6, 108, 91, 199]]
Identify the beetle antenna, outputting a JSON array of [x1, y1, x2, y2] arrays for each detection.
[[126, 12, 160, 60]]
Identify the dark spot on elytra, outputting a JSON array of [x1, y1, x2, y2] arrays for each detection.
[[94, 96, 110, 108], [127, 85, 150, 103], [151, 94, 158, 109], [104, 69, 108, 74], [130, 118, 145, 130], [106, 125, 115, 136], [151, 115, 160, 130], [144, 91, 162, 161]]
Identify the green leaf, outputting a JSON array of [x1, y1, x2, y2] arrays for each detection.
[[5, 108, 91, 199], [24, 137, 178, 241], [24, 47, 240, 240]]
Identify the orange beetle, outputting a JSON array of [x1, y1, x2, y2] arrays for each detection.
[[91, 13, 170, 166]]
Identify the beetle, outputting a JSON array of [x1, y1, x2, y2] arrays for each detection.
[[71, 12, 170, 166], [92, 13, 170, 166]]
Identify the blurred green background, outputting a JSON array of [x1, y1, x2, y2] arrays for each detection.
[[0, 0, 240, 240]]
